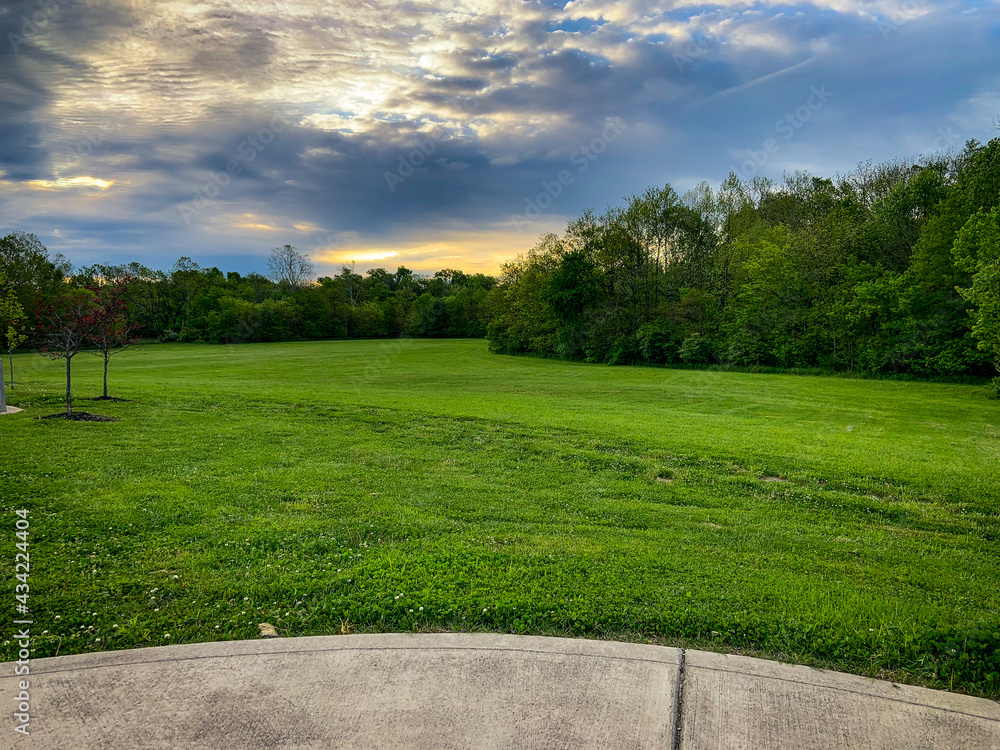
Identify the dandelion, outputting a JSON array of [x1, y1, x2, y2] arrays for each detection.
[[419, 607, 424, 612], [483, 609, 488, 613]]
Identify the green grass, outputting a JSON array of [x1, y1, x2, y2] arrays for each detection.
[[2, 339, 999, 695]]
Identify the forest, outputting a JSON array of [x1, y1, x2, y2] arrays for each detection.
[[487, 138, 1000, 382]]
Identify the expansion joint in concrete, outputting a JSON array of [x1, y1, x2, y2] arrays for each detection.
[[671, 648, 687, 750]]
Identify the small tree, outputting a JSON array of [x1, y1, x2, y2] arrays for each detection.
[[36, 289, 101, 416], [86, 277, 139, 399], [0, 273, 27, 390]]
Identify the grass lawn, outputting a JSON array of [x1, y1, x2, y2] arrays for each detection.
[[2, 339, 998, 695]]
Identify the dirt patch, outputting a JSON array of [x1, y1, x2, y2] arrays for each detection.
[[760, 476, 788, 483], [87, 396, 130, 402], [655, 476, 674, 484], [39, 412, 120, 422]]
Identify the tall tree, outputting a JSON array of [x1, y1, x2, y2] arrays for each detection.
[[268, 245, 315, 290], [953, 206, 1000, 374]]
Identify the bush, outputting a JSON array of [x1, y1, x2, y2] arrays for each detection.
[[679, 333, 715, 365], [555, 325, 586, 360], [637, 323, 679, 364], [988, 376, 1000, 399], [606, 336, 641, 366], [177, 327, 202, 343]]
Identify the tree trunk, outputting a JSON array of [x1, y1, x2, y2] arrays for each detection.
[[103, 353, 110, 398], [66, 355, 73, 416]]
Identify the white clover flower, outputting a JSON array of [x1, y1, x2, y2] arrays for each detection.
[[164, 634, 171, 639]]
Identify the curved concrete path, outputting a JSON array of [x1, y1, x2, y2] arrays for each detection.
[[2, 633, 998, 749]]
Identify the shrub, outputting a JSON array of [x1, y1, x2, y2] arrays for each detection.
[[606, 336, 641, 366], [679, 333, 715, 365], [637, 323, 679, 364], [988, 376, 1000, 399]]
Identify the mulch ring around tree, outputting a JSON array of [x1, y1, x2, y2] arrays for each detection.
[[39, 412, 120, 422]]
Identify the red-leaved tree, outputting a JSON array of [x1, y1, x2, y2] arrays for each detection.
[[85, 276, 139, 399]]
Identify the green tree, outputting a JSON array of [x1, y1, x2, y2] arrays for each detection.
[[953, 206, 1000, 372], [0, 274, 28, 389]]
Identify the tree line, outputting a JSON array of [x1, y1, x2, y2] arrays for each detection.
[[486, 138, 1000, 389], [0, 236, 495, 415]]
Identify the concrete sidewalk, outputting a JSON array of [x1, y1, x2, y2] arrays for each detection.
[[2, 633, 998, 749]]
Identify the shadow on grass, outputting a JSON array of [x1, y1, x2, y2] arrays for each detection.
[[38, 412, 120, 422]]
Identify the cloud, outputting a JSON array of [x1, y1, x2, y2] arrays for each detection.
[[0, 0, 997, 274]]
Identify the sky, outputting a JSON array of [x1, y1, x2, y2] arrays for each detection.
[[0, 0, 998, 278]]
